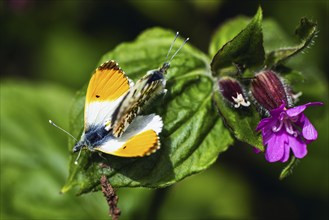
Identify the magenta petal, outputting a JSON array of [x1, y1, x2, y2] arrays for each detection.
[[253, 147, 261, 154], [256, 117, 273, 131], [265, 132, 286, 162], [280, 141, 291, 163], [288, 135, 307, 159], [287, 102, 323, 117], [262, 128, 274, 146], [304, 102, 323, 107], [270, 103, 285, 116], [286, 105, 307, 117], [301, 115, 318, 141], [261, 120, 278, 145]]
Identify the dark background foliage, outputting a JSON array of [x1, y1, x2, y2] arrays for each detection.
[[1, 0, 328, 219]]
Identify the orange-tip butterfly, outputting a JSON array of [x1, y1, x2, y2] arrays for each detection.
[[50, 32, 188, 164]]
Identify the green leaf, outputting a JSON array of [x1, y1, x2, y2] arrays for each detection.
[[262, 19, 293, 52], [62, 27, 234, 194], [209, 16, 250, 57], [210, 7, 265, 76], [265, 18, 317, 67], [295, 18, 317, 42], [212, 92, 263, 151]]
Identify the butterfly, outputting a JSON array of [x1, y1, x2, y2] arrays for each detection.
[[72, 60, 165, 158], [50, 32, 188, 163]]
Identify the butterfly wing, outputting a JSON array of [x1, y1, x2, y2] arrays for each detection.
[[84, 60, 132, 130], [111, 69, 166, 137], [94, 114, 163, 157]]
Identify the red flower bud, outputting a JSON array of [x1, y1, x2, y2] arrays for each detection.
[[218, 77, 250, 108], [251, 70, 288, 111]]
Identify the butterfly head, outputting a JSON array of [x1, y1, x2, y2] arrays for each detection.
[[72, 135, 92, 153], [73, 141, 85, 153], [160, 62, 170, 74]]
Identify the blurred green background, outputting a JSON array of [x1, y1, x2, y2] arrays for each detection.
[[1, 0, 328, 219]]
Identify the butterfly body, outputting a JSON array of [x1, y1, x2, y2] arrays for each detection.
[[73, 124, 109, 152], [110, 62, 170, 138]]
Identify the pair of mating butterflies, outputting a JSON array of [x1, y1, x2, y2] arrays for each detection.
[[67, 33, 188, 161]]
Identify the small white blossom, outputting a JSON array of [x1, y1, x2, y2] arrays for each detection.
[[232, 93, 250, 108]]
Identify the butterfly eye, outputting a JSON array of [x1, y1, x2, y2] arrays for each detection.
[[96, 95, 100, 98]]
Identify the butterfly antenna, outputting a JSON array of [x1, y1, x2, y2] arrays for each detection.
[[166, 31, 180, 62], [168, 37, 189, 63], [74, 148, 82, 165], [49, 120, 77, 141]]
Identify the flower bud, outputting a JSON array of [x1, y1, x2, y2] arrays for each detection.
[[218, 77, 250, 108], [251, 70, 288, 111]]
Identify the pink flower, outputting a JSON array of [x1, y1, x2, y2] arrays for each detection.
[[256, 102, 323, 162]]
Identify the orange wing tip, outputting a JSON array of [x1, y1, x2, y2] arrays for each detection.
[[144, 140, 161, 156], [86, 59, 130, 103], [97, 60, 122, 72]]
